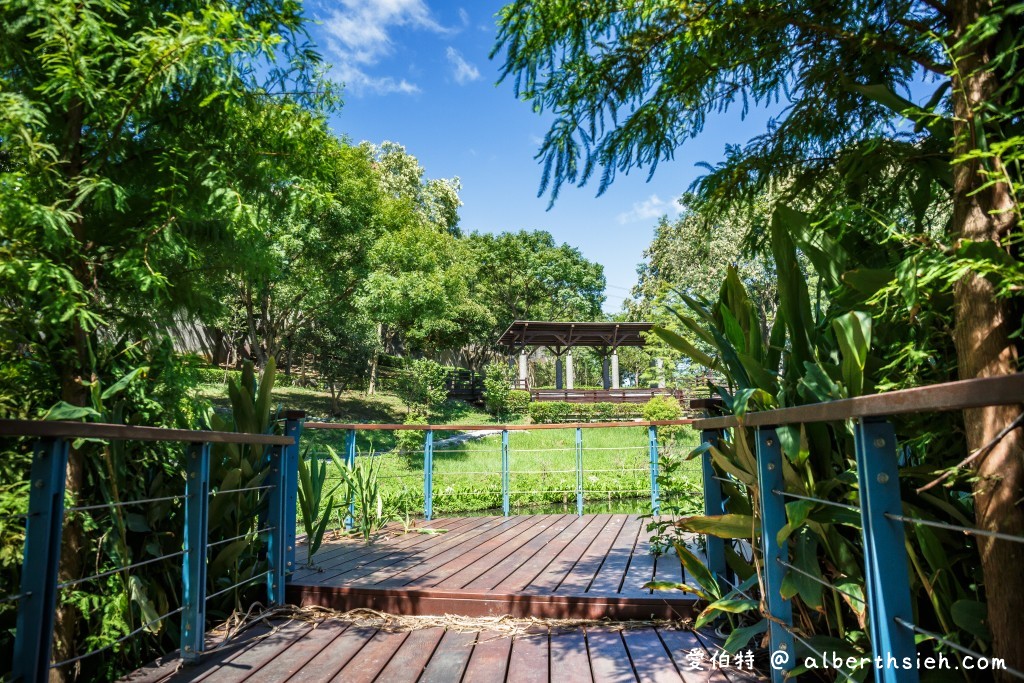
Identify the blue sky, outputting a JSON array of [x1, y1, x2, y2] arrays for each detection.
[[307, 0, 775, 313]]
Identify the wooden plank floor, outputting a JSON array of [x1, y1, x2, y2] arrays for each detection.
[[128, 617, 763, 682], [287, 514, 702, 620]]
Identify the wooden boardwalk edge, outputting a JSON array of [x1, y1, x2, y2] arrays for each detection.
[[286, 583, 698, 620]]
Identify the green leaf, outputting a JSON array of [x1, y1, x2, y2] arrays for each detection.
[[100, 366, 148, 400], [128, 575, 162, 633], [674, 541, 719, 598], [951, 600, 991, 642], [722, 619, 767, 654], [652, 325, 716, 368], [43, 401, 101, 421], [675, 514, 758, 539], [832, 311, 872, 397], [644, 580, 687, 591]]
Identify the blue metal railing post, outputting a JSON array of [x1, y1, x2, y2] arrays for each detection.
[[265, 444, 286, 605], [648, 425, 660, 515], [501, 429, 510, 517], [755, 427, 795, 681], [345, 428, 357, 529], [282, 416, 302, 577], [181, 441, 211, 664], [575, 427, 584, 516], [700, 428, 728, 581], [424, 429, 434, 520], [854, 419, 919, 683], [13, 437, 69, 681]]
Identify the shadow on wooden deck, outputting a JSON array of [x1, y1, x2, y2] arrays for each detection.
[[127, 617, 763, 682], [287, 514, 702, 620]]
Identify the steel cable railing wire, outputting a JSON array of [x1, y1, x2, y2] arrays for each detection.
[[718, 570, 861, 683], [886, 514, 1024, 545], [206, 571, 271, 601], [65, 494, 186, 513], [57, 551, 186, 590], [0, 591, 28, 605], [893, 617, 1024, 680], [773, 490, 860, 513], [776, 558, 864, 605], [48, 607, 184, 670], [209, 485, 274, 496], [206, 526, 275, 550]]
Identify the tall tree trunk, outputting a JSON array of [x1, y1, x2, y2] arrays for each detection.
[[367, 323, 384, 395], [950, 1, 1024, 676], [52, 97, 88, 683]]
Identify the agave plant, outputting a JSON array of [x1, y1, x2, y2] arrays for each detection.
[[297, 449, 340, 566], [650, 207, 986, 667]]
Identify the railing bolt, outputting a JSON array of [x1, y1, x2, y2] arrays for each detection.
[[779, 643, 787, 651], [877, 473, 889, 484], [874, 438, 886, 448], [767, 462, 775, 470], [766, 438, 774, 446], [33, 480, 43, 488]]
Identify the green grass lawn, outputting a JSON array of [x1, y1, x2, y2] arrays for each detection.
[[306, 424, 704, 516], [196, 382, 704, 516]]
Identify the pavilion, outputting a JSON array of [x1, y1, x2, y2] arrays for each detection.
[[496, 320, 666, 393]]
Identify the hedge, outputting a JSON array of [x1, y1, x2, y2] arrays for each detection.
[[528, 401, 644, 424]]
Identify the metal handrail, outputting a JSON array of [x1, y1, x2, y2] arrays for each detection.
[[692, 373, 1024, 429], [0, 419, 294, 445]]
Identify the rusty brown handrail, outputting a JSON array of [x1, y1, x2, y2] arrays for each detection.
[[304, 419, 695, 431], [691, 373, 1024, 430], [0, 419, 294, 445]]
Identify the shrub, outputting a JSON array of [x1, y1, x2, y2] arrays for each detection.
[[505, 389, 531, 415], [395, 413, 429, 454], [396, 358, 448, 415], [643, 395, 685, 447], [482, 361, 514, 416]]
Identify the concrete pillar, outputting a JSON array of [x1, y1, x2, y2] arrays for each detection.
[[611, 352, 620, 389], [518, 349, 529, 388], [602, 355, 611, 390], [555, 356, 564, 390], [566, 350, 575, 389], [656, 357, 666, 388]]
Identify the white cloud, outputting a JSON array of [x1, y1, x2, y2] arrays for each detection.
[[458, 7, 470, 26], [616, 194, 682, 224], [319, 0, 450, 96], [446, 47, 480, 84]]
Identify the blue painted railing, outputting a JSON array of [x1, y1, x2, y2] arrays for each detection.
[[301, 420, 688, 519], [0, 419, 298, 682], [692, 374, 1024, 683]]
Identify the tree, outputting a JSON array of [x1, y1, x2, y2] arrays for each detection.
[[464, 229, 606, 337], [0, 0, 334, 672], [494, 0, 1023, 671]]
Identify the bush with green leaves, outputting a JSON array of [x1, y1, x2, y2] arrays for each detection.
[[394, 414, 428, 455], [395, 358, 448, 416], [505, 390, 531, 415], [482, 361, 515, 416], [528, 401, 643, 423]]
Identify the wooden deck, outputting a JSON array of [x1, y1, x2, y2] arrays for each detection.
[[129, 617, 760, 682], [287, 514, 701, 620]]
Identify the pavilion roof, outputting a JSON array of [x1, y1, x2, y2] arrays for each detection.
[[496, 320, 655, 350]]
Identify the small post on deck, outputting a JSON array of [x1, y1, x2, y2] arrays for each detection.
[[648, 426, 660, 515], [575, 427, 584, 516], [501, 429, 510, 517], [13, 438, 69, 682], [854, 419, 919, 683], [754, 427, 795, 681], [282, 413, 303, 576], [424, 429, 434, 521], [700, 429, 728, 581], [265, 444, 287, 606], [345, 428, 357, 529], [181, 441, 211, 665]]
